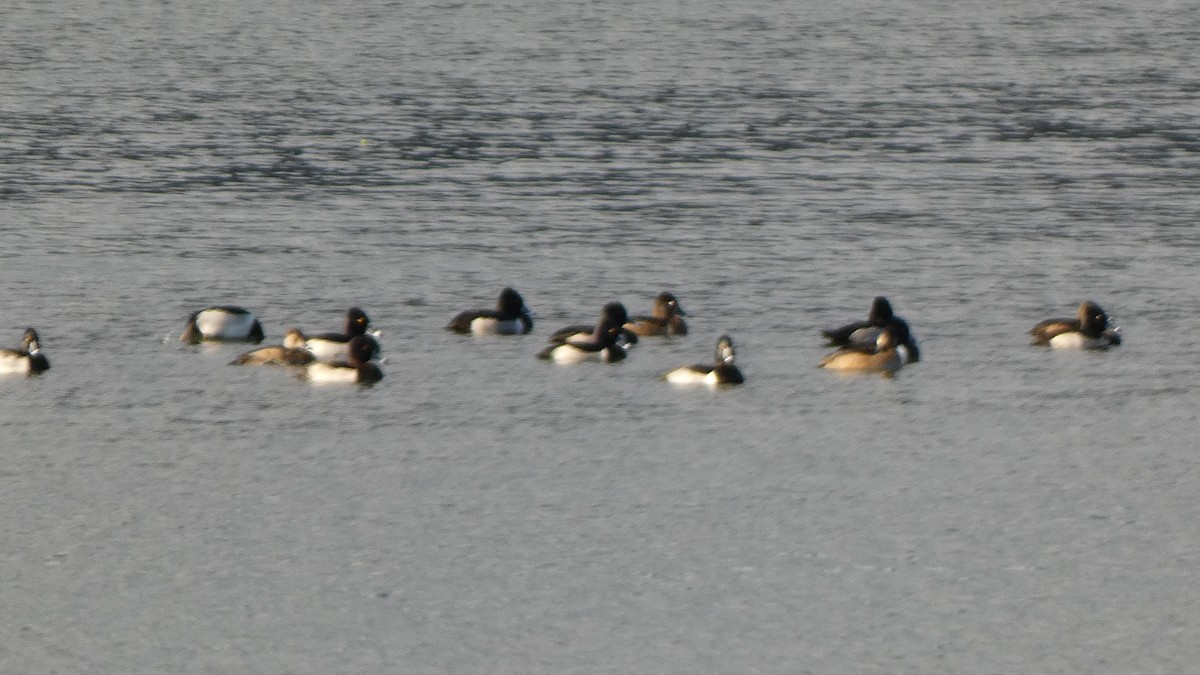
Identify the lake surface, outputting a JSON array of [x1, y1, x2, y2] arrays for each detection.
[[2, 0, 1199, 672]]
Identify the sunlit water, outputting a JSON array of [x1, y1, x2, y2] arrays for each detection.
[[2, 0, 1199, 672]]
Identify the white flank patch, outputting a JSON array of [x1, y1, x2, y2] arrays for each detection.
[[472, 318, 523, 335], [550, 345, 601, 364], [195, 309, 257, 339], [0, 352, 31, 374], [666, 367, 711, 385], [470, 317, 499, 335], [306, 362, 359, 384], [306, 339, 350, 363], [1049, 332, 1108, 350]]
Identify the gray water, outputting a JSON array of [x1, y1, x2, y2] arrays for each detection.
[[3, 0, 1199, 672]]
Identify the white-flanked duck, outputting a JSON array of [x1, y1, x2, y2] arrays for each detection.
[[180, 306, 265, 344], [538, 314, 628, 364], [546, 302, 639, 349], [1031, 300, 1121, 349], [665, 335, 745, 386], [306, 307, 376, 363], [305, 335, 384, 384], [0, 328, 50, 375], [447, 287, 534, 335]]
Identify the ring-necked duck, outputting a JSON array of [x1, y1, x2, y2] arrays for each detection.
[[626, 291, 688, 336], [546, 302, 639, 348], [820, 324, 903, 376], [306, 307, 375, 362], [231, 328, 315, 366], [180, 306, 265, 344], [821, 296, 920, 363], [305, 335, 384, 384], [665, 335, 745, 386], [0, 328, 50, 375], [538, 316, 628, 364], [1030, 300, 1121, 349], [447, 287, 534, 335]]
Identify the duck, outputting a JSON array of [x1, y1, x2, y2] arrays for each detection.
[[821, 296, 920, 363], [447, 287, 534, 335], [819, 325, 903, 376], [305, 335, 384, 384], [545, 302, 639, 349], [305, 307, 375, 362], [180, 306, 265, 344], [0, 328, 50, 375], [1030, 300, 1121, 349], [665, 335, 745, 386], [538, 316, 628, 364], [626, 291, 688, 336], [231, 329, 315, 366]]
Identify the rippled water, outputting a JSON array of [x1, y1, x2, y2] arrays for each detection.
[[3, 0, 1199, 672]]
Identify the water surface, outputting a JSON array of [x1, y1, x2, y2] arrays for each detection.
[[2, 0, 1199, 672]]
